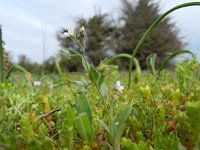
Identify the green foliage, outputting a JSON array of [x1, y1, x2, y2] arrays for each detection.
[[158, 49, 194, 75], [1, 2, 200, 150], [75, 113, 94, 143], [176, 57, 198, 92], [1, 56, 200, 149], [89, 65, 99, 83], [19, 116, 35, 140], [121, 138, 146, 150], [75, 93, 93, 124], [99, 104, 132, 150], [146, 53, 157, 76]]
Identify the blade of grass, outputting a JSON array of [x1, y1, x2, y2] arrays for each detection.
[[158, 49, 194, 75]]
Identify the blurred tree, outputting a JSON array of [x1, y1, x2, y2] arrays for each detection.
[[57, 13, 116, 67], [116, 0, 183, 69], [43, 57, 56, 73], [18, 55, 41, 73]]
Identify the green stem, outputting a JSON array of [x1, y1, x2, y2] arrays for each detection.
[[55, 58, 65, 79], [108, 53, 131, 64], [81, 46, 89, 72], [5, 64, 30, 80], [158, 49, 194, 75], [94, 82, 105, 103], [128, 2, 200, 90]]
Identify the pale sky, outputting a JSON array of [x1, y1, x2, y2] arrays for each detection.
[[0, 0, 200, 63]]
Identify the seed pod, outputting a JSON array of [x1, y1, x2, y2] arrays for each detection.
[[79, 26, 86, 39]]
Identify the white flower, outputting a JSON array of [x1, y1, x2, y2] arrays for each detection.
[[63, 31, 69, 36], [79, 26, 85, 33], [114, 81, 124, 93], [63, 29, 74, 37], [79, 26, 86, 38], [49, 84, 54, 90], [33, 81, 41, 87]]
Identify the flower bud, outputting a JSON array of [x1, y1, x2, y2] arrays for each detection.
[[79, 26, 86, 38]]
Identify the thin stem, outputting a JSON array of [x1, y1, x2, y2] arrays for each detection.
[[5, 64, 30, 80], [81, 46, 89, 72], [55, 59, 64, 78], [94, 81, 105, 103], [128, 2, 200, 90], [108, 53, 131, 65], [158, 49, 194, 75]]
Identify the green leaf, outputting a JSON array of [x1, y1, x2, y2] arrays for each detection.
[[75, 113, 94, 143], [75, 93, 93, 124], [81, 145, 91, 150], [38, 123, 47, 139], [100, 83, 108, 100], [66, 107, 76, 127], [121, 138, 147, 150], [146, 53, 157, 76], [97, 73, 105, 87], [98, 119, 111, 134], [108, 100, 117, 121], [121, 137, 136, 150], [89, 65, 99, 83], [133, 58, 141, 84], [158, 50, 194, 75], [19, 116, 34, 140], [114, 124, 126, 150], [115, 106, 132, 128]]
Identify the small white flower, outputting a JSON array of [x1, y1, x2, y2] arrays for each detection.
[[49, 84, 54, 90], [79, 26, 86, 38], [79, 26, 85, 33], [33, 81, 41, 87], [63, 29, 74, 37], [63, 31, 69, 36], [114, 81, 124, 93]]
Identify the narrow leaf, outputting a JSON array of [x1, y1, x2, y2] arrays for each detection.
[[98, 119, 111, 135], [75, 93, 93, 124], [89, 64, 99, 83], [75, 113, 93, 143], [115, 106, 132, 128]]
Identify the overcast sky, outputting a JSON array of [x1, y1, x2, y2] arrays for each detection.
[[1, 0, 200, 63]]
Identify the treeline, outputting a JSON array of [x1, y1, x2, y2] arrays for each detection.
[[57, 0, 182, 71], [17, 0, 183, 74]]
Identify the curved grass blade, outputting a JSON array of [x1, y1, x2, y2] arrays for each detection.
[[146, 53, 157, 76], [108, 53, 141, 84], [5, 64, 32, 83], [158, 50, 194, 75]]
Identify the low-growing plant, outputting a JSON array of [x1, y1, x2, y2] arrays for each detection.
[[1, 2, 200, 150]]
